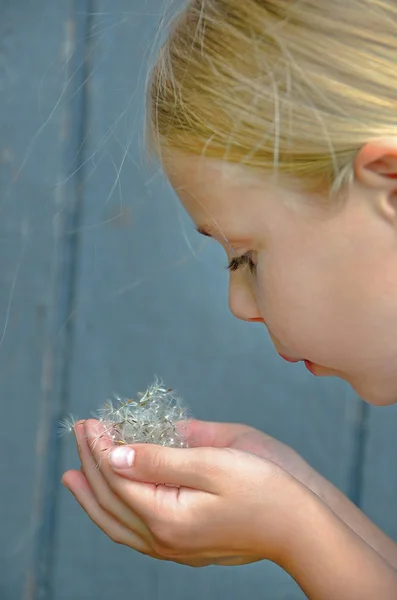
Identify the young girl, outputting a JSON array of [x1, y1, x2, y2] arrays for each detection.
[[62, 1, 397, 597]]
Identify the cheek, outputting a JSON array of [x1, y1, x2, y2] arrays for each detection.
[[254, 253, 378, 369], [254, 256, 326, 350]]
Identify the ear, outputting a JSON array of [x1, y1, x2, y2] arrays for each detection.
[[354, 138, 397, 220]]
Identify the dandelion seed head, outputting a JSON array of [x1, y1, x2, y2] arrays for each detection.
[[59, 378, 191, 449]]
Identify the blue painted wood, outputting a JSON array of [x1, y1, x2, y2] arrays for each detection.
[[25, 3, 94, 600], [0, 2, 72, 599], [53, 2, 364, 599], [361, 404, 397, 542], [1, 1, 384, 598]]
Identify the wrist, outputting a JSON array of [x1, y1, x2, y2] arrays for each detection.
[[277, 485, 397, 599], [263, 471, 317, 568], [273, 473, 345, 571], [279, 481, 323, 568], [304, 469, 397, 572], [296, 460, 329, 502]]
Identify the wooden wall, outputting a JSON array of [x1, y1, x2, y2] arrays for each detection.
[[1, 2, 396, 598]]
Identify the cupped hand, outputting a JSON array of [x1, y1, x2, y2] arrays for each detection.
[[184, 420, 322, 498], [62, 419, 304, 568]]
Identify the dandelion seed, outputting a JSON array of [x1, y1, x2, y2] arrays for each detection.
[[58, 415, 78, 438]]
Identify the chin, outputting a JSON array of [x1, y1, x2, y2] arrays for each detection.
[[310, 364, 397, 406], [349, 379, 397, 407]]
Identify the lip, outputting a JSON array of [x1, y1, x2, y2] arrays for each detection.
[[304, 359, 318, 375], [279, 353, 318, 375], [278, 353, 301, 364]]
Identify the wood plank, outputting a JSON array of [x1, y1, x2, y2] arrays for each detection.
[[54, 1, 364, 598], [361, 403, 397, 542], [0, 2, 71, 599]]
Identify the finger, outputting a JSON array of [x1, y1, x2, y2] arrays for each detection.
[[177, 419, 254, 448], [84, 420, 180, 519], [61, 469, 151, 555], [74, 421, 151, 537], [105, 437, 229, 493]]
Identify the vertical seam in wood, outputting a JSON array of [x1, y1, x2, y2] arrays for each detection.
[[347, 399, 370, 507], [25, 3, 93, 599]]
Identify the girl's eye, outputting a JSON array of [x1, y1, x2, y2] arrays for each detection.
[[226, 253, 256, 274]]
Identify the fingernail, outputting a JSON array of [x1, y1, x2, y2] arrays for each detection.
[[108, 447, 135, 469]]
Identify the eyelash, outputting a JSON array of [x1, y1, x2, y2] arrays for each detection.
[[226, 253, 256, 273]]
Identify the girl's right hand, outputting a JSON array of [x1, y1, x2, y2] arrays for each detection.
[[183, 419, 324, 498]]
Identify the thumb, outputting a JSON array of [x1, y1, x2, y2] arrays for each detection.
[[108, 443, 226, 493]]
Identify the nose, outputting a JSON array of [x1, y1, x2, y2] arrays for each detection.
[[228, 272, 263, 323]]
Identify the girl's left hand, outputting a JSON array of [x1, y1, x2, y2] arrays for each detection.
[[62, 419, 304, 568]]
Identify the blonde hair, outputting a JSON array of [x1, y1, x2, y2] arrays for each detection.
[[147, 0, 397, 196]]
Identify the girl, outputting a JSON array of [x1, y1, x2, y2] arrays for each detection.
[[62, 1, 397, 597]]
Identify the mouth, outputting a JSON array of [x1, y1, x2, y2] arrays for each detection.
[[278, 353, 318, 376], [278, 353, 300, 364], [303, 359, 317, 375]]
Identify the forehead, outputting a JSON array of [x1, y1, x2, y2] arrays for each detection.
[[164, 153, 334, 234], [164, 153, 250, 194], [163, 153, 317, 249], [163, 153, 268, 227]]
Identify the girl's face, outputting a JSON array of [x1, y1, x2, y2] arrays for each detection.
[[164, 150, 397, 406]]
